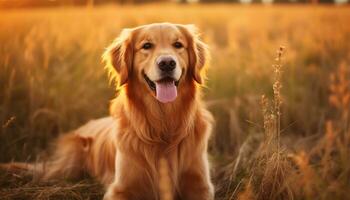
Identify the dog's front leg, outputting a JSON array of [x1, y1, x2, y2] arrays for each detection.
[[103, 152, 154, 200], [179, 153, 214, 200]]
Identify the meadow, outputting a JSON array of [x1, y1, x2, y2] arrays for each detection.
[[0, 4, 350, 200]]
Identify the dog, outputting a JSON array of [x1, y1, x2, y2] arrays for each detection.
[[2, 23, 214, 200]]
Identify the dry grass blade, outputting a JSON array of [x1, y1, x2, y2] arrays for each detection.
[[0, 169, 103, 200]]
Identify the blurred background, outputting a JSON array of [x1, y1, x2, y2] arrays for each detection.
[[0, 0, 349, 7], [0, 0, 349, 200]]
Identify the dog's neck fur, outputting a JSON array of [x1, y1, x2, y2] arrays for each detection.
[[110, 78, 200, 148]]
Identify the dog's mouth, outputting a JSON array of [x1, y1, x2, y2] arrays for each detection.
[[143, 72, 179, 103]]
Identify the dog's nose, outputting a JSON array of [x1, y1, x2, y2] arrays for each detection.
[[157, 56, 176, 72]]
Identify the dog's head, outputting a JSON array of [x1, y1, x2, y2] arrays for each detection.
[[103, 23, 208, 103]]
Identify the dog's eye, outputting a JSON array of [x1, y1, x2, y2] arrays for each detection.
[[142, 42, 153, 50], [173, 42, 183, 49]]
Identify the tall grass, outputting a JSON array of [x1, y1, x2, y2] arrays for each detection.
[[216, 45, 350, 200], [1, 4, 350, 200]]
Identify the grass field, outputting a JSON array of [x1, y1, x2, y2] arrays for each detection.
[[0, 4, 350, 200]]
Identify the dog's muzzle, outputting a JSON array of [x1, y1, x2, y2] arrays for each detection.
[[143, 72, 180, 103]]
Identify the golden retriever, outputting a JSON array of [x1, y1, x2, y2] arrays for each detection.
[[2, 23, 214, 200]]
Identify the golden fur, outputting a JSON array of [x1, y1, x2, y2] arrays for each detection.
[[2, 23, 214, 200]]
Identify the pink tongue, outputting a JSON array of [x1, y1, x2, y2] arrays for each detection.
[[155, 81, 177, 103]]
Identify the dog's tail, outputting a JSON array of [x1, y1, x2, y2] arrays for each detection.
[[0, 133, 91, 181], [0, 162, 44, 180]]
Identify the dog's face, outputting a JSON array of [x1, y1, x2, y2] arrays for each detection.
[[103, 23, 208, 103], [134, 25, 188, 103]]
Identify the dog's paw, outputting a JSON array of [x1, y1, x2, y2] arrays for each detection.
[[103, 185, 130, 200]]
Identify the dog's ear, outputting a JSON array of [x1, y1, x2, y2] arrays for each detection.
[[179, 24, 209, 84], [103, 29, 134, 87]]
